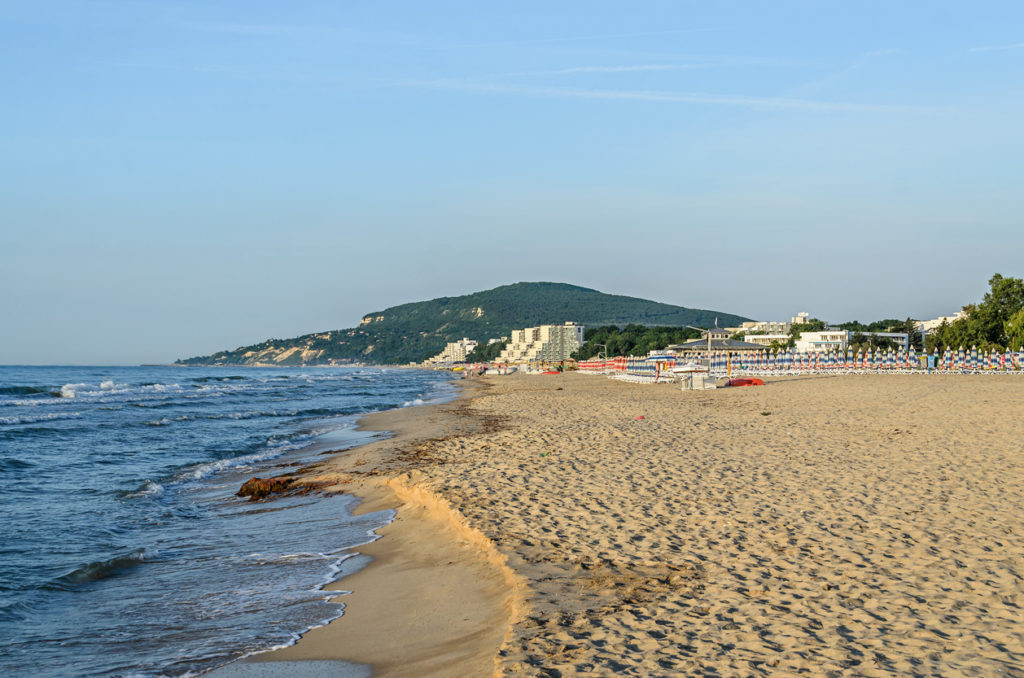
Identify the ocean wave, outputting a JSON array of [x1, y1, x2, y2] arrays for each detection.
[[240, 551, 332, 566], [144, 417, 171, 427], [0, 412, 82, 425], [124, 480, 165, 498], [0, 385, 56, 396], [56, 382, 184, 400], [53, 549, 147, 588], [178, 448, 292, 482], [190, 375, 248, 383], [402, 398, 425, 408], [58, 383, 89, 398], [0, 456, 35, 470]]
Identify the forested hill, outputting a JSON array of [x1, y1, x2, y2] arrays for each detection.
[[175, 282, 750, 366]]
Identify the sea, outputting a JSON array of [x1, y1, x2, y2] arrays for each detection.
[[0, 365, 455, 677]]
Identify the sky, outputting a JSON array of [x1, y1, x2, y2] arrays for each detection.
[[2, 1, 1022, 364]]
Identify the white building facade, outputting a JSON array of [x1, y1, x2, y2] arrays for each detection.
[[498, 322, 584, 363], [427, 337, 478, 364], [794, 331, 850, 353]]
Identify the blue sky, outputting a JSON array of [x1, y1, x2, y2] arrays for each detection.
[[2, 1, 1022, 364]]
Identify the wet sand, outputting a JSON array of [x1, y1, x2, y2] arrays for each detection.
[[245, 372, 1024, 676]]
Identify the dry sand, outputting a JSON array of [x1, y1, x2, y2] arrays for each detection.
[[258, 372, 1024, 676]]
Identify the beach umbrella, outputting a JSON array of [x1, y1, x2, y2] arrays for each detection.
[[957, 346, 965, 370], [846, 348, 853, 369], [909, 345, 917, 370], [969, 345, 977, 371]]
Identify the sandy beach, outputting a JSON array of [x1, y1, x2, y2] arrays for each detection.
[[248, 372, 1024, 676]]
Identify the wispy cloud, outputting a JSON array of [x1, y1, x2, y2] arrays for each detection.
[[537, 64, 700, 75], [185, 22, 313, 36], [436, 28, 721, 50], [968, 42, 1024, 52], [401, 80, 917, 113]]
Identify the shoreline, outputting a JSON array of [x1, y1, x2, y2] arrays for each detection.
[[210, 377, 524, 677]]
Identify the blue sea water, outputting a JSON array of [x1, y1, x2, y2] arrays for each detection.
[[0, 365, 454, 677]]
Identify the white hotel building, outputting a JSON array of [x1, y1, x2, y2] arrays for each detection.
[[427, 337, 478, 364], [498, 322, 584, 363]]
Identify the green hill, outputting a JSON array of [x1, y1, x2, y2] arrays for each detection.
[[175, 282, 750, 366]]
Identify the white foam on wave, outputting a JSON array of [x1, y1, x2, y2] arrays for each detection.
[[126, 480, 165, 498], [0, 411, 82, 425], [180, 447, 291, 482], [59, 383, 89, 398], [402, 398, 425, 408], [144, 417, 171, 427]]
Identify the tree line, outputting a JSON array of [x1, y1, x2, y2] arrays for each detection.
[[925, 274, 1024, 351]]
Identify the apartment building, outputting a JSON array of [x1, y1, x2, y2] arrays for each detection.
[[427, 337, 478, 364], [498, 322, 584, 363]]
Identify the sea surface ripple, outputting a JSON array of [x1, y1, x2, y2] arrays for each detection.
[[0, 365, 453, 677]]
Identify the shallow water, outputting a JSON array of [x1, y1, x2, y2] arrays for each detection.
[[0, 365, 453, 677]]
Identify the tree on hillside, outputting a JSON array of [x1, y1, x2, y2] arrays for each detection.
[[926, 273, 1024, 351], [787, 318, 826, 347], [573, 325, 702, 359], [466, 340, 508, 363], [1005, 308, 1024, 351]]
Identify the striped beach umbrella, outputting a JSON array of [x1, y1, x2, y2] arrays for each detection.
[[969, 345, 978, 371], [957, 346, 965, 370], [909, 345, 917, 370]]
